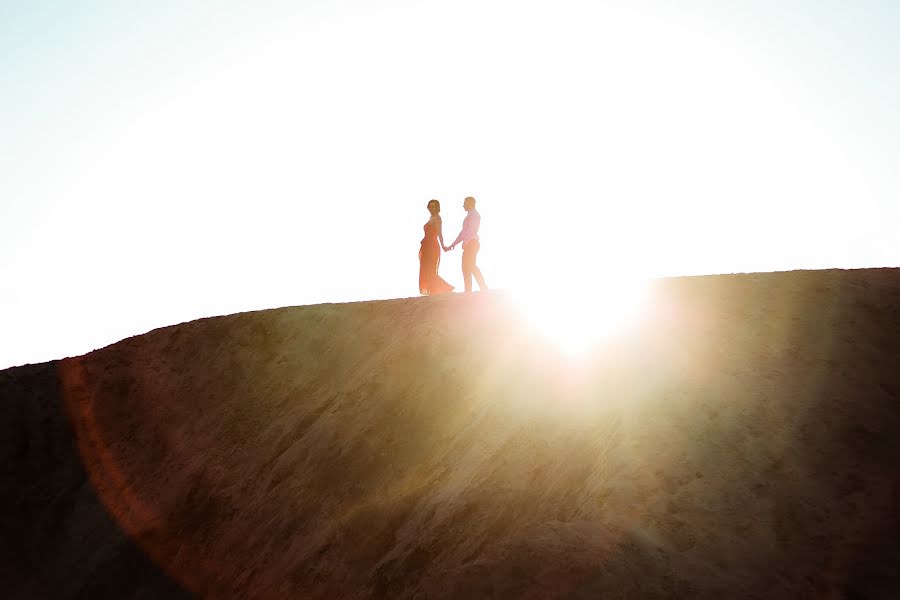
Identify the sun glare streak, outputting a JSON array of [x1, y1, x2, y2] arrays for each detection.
[[513, 278, 651, 356]]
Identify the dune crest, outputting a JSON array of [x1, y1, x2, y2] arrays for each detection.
[[3, 269, 900, 598]]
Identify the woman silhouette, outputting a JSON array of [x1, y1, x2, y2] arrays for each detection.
[[419, 200, 455, 295]]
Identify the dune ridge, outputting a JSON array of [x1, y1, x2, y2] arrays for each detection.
[[2, 268, 900, 598]]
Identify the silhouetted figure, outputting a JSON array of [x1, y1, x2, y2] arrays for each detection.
[[447, 196, 488, 293], [419, 200, 455, 295]]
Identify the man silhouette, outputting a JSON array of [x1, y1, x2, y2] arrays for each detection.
[[447, 196, 488, 293]]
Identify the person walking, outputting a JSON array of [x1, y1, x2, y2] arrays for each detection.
[[447, 196, 488, 293], [418, 199, 455, 295]]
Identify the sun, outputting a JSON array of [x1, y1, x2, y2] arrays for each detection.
[[511, 277, 650, 356]]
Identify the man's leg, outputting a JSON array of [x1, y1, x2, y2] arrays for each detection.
[[473, 265, 487, 291], [469, 241, 487, 291], [465, 241, 487, 292], [462, 244, 474, 293]]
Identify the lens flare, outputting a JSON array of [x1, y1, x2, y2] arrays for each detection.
[[512, 277, 650, 355]]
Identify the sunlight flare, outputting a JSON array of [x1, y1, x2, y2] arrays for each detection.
[[512, 277, 651, 355]]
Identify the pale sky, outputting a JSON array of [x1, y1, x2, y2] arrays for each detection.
[[2, 0, 899, 369]]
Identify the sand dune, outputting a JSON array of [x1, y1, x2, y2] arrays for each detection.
[[2, 268, 900, 598]]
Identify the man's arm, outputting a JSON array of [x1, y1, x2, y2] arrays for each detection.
[[449, 216, 469, 250]]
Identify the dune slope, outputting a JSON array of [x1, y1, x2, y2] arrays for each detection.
[[2, 268, 900, 598]]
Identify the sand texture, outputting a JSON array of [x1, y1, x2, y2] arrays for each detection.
[[2, 268, 900, 598]]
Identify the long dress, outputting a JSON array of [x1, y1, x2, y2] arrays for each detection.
[[419, 218, 454, 295]]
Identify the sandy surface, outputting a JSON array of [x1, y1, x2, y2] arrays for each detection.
[[2, 268, 900, 598]]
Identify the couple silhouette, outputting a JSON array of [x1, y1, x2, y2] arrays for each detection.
[[418, 196, 488, 295]]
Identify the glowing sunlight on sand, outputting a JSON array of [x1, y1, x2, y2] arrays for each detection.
[[512, 278, 651, 356]]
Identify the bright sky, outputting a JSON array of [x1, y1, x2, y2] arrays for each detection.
[[2, 0, 899, 369]]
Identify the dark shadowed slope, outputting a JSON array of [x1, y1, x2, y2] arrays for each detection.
[[0, 363, 192, 599], [2, 269, 900, 599]]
